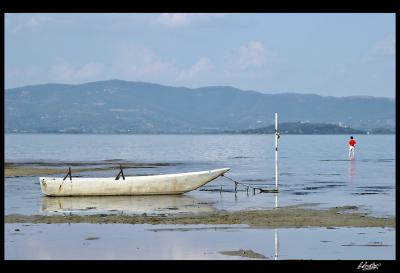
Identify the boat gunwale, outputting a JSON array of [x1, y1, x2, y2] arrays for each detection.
[[39, 168, 230, 182]]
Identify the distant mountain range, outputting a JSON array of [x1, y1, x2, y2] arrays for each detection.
[[5, 80, 395, 134]]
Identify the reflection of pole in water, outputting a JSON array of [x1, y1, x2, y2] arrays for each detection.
[[275, 112, 279, 191], [274, 228, 279, 260], [274, 193, 278, 209]]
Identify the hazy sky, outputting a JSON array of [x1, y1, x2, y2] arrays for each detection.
[[5, 13, 395, 98]]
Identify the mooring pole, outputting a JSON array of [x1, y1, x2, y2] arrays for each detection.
[[275, 112, 279, 191]]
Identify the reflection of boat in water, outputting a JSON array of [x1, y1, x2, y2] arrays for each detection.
[[41, 195, 216, 215], [40, 168, 230, 196]]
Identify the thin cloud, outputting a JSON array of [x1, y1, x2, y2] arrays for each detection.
[[6, 44, 218, 87], [110, 44, 178, 80], [224, 41, 275, 75], [110, 44, 217, 84], [6, 42, 273, 88], [177, 57, 215, 80], [371, 37, 395, 56], [75, 62, 106, 79], [361, 37, 395, 63], [50, 61, 106, 82], [5, 65, 46, 87], [7, 14, 53, 33], [157, 13, 225, 28]]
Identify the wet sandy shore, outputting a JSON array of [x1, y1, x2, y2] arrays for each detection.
[[4, 161, 175, 177], [219, 249, 267, 259], [4, 205, 395, 228]]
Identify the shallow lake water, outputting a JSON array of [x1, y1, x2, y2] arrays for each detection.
[[5, 223, 394, 260], [4, 134, 396, 260], [5, 134, 395, 217]]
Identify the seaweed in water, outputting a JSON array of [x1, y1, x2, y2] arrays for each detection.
[[219, 249, 267, 259]]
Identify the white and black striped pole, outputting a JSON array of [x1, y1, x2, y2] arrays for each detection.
[[275, 112, 279, 191]]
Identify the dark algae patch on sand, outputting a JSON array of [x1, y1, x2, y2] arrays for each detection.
[[4, 161, 177, 177], [220, 249, 267, 259], [4, 206, 395, 228], [85, 237, 100, 240]]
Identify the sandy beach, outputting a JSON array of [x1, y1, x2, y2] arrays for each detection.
[[5, 161, 174, 177], [5, 205, 395, 228]]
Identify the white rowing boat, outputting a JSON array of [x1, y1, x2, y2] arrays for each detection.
[[39, 168, 230, 196]]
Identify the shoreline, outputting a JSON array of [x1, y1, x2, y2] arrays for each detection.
[[4, 206, 395, 228], [4, 161, 175, 177]]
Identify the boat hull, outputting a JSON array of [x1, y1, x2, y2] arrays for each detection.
[[39, 168, 230, 196]]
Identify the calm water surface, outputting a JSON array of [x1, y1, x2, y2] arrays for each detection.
[[5, 134, 395, 217], [5, 223, 394, 260], [4, 134, 395, 260]]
